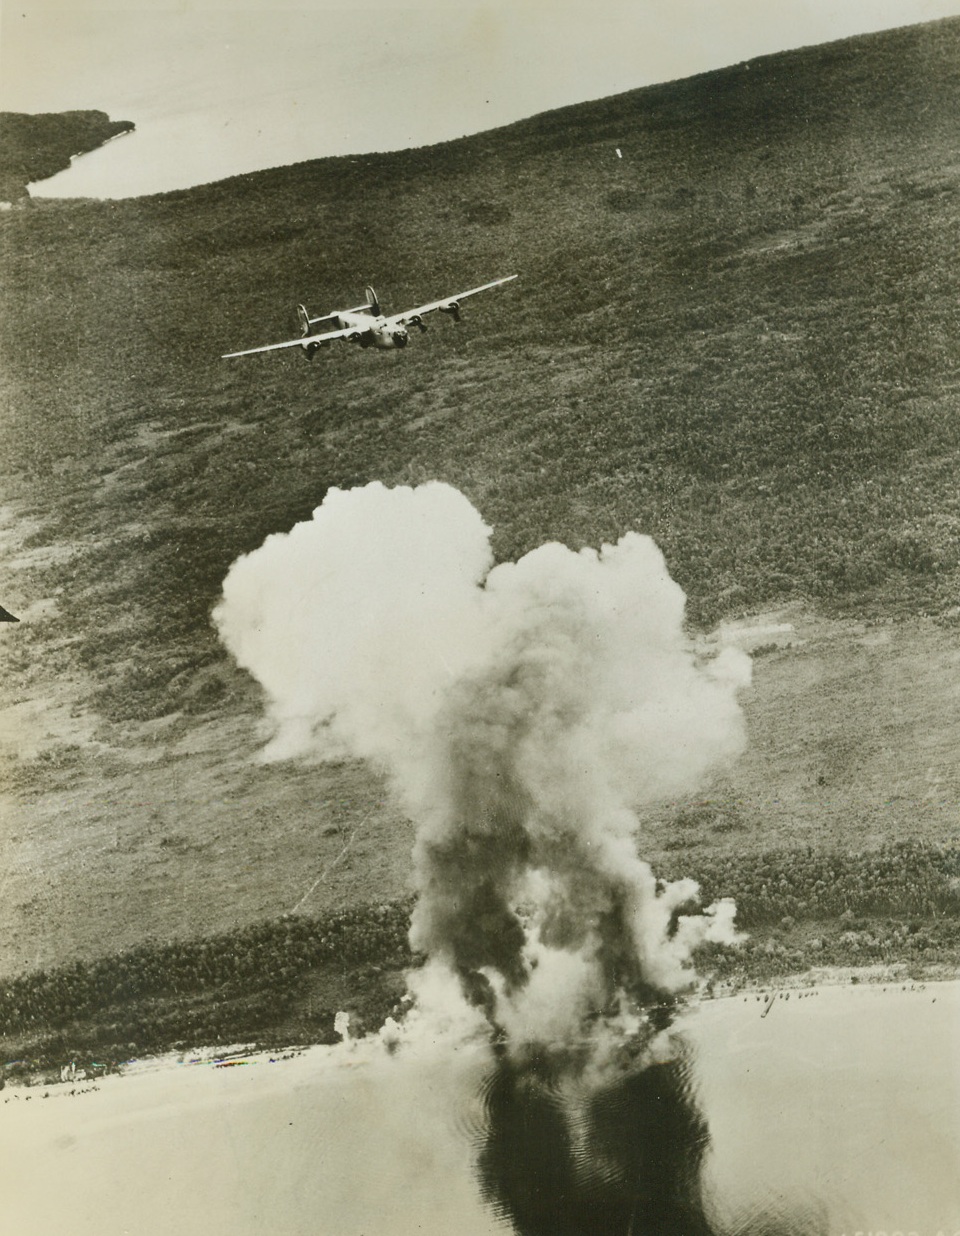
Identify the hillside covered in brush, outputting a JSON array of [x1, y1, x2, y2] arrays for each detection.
[[3, 17, 960, 729]]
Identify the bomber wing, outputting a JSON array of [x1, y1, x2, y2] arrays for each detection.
[[303, 298, 376, 329], [221, 324, 357, 359], [389, 274, 517, 327]]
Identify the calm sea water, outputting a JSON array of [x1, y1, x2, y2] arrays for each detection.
[[475, 981, 960, 1235], [2, 981, 958, 1235]]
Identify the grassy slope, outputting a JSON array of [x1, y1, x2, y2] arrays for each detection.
[[4, 22, 960, 725], [2, 20, 960, 1059]]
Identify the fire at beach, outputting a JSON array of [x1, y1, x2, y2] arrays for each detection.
[[215, 480, 753, 1232]]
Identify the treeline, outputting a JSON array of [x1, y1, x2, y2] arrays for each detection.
[[3, 842, 958, 1039], [2, 842, 958, 1072], [0, 898, 414, 1040], [668, 839, 960, 927]]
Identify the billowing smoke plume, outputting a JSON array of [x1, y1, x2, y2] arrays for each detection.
[[215, 481, 750, 1049]]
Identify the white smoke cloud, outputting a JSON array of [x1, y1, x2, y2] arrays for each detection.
[[215, 481, 750, 1050], [214, 480, 494, 764]]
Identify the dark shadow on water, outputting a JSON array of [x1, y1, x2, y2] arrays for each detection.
[[477, 1046, 714, 1236], [476, 1044, 823, 1236]]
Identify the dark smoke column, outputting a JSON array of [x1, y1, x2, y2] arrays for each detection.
[[405, 534, 748, 1035]]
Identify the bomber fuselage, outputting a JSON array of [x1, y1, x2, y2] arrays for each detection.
[[331, 310, 408, 349]]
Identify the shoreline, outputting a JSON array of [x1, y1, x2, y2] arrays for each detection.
[[3, 959, 958, 1093], [3, 981, 956, 1236]]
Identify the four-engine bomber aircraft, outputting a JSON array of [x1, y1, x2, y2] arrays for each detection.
[[222, 274, 517, 360]]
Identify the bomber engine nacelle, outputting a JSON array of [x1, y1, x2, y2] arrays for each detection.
[[438, 300, 461, 322], [296, 303, 327, 359], [408, 314, 427, 334]]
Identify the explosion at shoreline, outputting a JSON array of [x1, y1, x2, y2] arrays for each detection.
[[215, 481, 751, 1064]]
